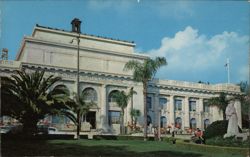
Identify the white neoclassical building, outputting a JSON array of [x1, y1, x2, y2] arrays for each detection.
[[0, 19, 243, 134]]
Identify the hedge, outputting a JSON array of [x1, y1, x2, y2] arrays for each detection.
[[93, 135, 155, 141]]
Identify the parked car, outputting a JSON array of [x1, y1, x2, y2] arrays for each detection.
[[0, 125, 22, 134], [48, 127, 59, 134], [37, 125, 60, 134], [0, 126, 12, 134]]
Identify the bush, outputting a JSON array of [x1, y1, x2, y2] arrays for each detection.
[[206, 136, 250, 148], [163, 137, 176, 143], [204, 120, 228, 139]]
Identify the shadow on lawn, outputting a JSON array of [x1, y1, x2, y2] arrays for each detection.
[[2, 139, 202, 157]]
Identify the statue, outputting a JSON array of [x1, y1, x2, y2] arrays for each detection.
[[224, 99, 239, 138]]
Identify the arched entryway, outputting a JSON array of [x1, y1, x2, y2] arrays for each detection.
[[190, 118, 197, 130], [160, 116, 167, 128], [82, 87, 98, 129], [175, 117, 182, 129]]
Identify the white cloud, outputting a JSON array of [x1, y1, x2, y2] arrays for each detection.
[[238, 65, 249, 82], [149, 26, 249, 83]]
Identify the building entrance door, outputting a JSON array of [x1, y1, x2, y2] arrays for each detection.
[[86, 111, 96, 129]]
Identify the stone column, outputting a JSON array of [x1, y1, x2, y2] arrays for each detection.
[[198, 98, 203, 130], [169, 95, 175, 125], [101, 85, 108, 131], [234, 99, 242, 129], [154, 93, 160, 126], [184, 96, 190, 129], [126, 87, 132, 133]]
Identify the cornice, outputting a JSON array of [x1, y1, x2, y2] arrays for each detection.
[[21, 62, 134, 81], [148, 80, 243, 96], [34, 26, 136, 47]]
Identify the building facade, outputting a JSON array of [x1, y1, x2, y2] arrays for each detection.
[[0, 21, 243, 134]]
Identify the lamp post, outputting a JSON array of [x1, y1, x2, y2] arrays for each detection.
[[71, 18, 82, 139], [158, 106, 162, 141]]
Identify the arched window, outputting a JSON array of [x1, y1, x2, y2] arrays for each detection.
[[160, 116, 167, 128], [190, 118, 197, 130], [108, 90, 119, 103], [147, 115, 152, 126], [175, 117, 182, 129], [204, 119, 210, 129], [82, 87, 97, 101]]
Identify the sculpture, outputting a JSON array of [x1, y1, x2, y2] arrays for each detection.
[[224, 99, 239, 138]]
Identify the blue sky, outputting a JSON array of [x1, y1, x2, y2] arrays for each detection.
[[0, 0, 249, 84]]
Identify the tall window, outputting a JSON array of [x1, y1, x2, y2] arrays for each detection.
[[108, 111, 120, 125], [159, 98, 167, 109], [160, 116, 167, 128], [190, 118, 197, 129], [203, 101, 210, 113], [204, 119, 210, 129], [189, 100, 196, 111], [174, 99, 182, 111], [147, 96, 152, 109], [83, 87, 97, 101], [175, 117, 182, 129], [108, 90, 119, 103]]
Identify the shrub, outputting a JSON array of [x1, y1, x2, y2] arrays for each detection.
[[204, 120, 228, 139], [206, 136, 250, 148]]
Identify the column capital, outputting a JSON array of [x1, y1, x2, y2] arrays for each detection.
[[102, 84, 107, 88]]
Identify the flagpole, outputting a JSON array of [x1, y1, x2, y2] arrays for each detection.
[[227, 58, 230, 84]]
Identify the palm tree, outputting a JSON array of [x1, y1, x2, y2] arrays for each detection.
[[1, 70, 70, 135], [112, 90, 134, 134], [62, 91, 97, 139], [130, 109, 141, 131], [124, 57, 167, 140], [207, 92, 228, 120]]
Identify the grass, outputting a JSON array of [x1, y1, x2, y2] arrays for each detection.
[[1, 137, 249, 157]]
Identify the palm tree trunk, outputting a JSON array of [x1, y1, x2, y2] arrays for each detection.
[[76, 110, 81, 139], [121, 109, 124, 134], [143, 81, 148, 141], [22, 116, 39, 136]]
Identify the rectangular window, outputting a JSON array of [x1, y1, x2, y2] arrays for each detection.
[[147, 96, 152, 109], [203, 101, 210, 113], [174, 99, 182, 111], [159, 98, 167, 109], [189, 101, 196, 111], [108, 111, 120, 125]]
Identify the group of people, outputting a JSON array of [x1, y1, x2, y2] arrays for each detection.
[[193, 128, 205, 144]]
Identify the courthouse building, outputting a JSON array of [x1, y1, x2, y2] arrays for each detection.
[[0, 19, 243, 134]]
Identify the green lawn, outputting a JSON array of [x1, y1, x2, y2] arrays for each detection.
[[1, 138, 249, 157]]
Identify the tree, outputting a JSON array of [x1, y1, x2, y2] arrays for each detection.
[[207, 92, 228, 120], [1, 70, 70, 135], [237, 81, 250, 128], [130, 109, 141, 131], [112, 90, 134, 134], [124, 57, 167, 140], [61, 91, 97, 139]]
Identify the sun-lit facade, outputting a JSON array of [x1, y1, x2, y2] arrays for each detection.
[[0, 21, 243, 134]]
